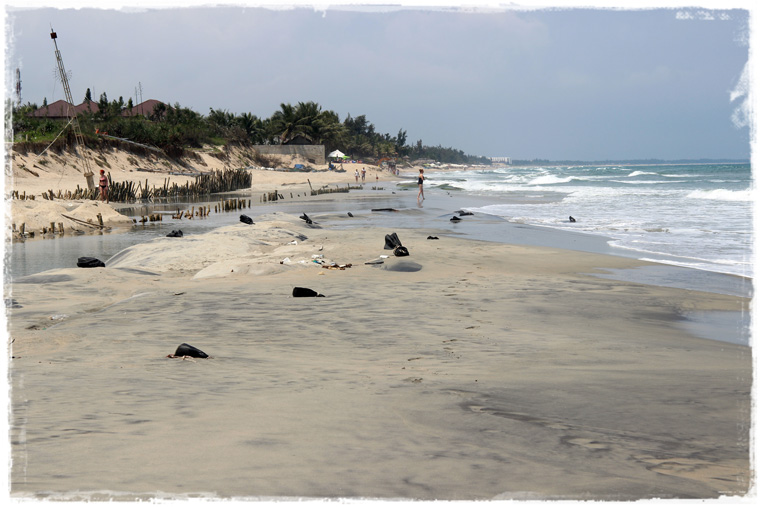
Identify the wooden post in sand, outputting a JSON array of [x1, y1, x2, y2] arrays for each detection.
[[96, 213, 103, 227], [307, 179, 314, 195], [58, 222, 64, 235], [20, 223, 25, 236]]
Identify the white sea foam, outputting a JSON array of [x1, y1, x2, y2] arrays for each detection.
[[460, 162, 752, 278], [527, 175, 576, 185], [687, 188, 754, 201], [612, 179, 687, 185]]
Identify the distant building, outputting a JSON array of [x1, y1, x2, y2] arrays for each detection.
[[124, 99, 166, 118], [490, 156, 512, 164], [29, 99, 166, 119], [283, 133, 314, 145], [28, 99, 100, 118]]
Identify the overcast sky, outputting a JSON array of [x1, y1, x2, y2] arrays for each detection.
[[3, 1, 755, 161]]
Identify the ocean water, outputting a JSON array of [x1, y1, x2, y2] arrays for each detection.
[[428, 163, 753, 279]]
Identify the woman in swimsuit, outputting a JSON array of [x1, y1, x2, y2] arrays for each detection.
[[417, 168, 425, 201], [99, 169, 109, 203]]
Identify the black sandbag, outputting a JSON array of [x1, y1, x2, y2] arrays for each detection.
[[394, 245, 410, 257], [292, 287, 325, 297], [173, 343, 208, 358], [77, 256, 105, 268], [166, 230, 183, 237], [450, 216, 462, 222], [384, 232, 402, 250], [458, 210, 474, 216], [300, 213, 313, 224], [240, 214, 254, 225], [427, 236, 439, 240], [347, 212, 354, 217]]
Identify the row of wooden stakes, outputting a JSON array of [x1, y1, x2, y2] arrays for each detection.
[[12, 213, 106, 239], [32, 168, 253, 203], [134, 198, 253, 224]]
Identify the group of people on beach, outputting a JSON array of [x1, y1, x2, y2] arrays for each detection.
[[354, 167, 367, 183]]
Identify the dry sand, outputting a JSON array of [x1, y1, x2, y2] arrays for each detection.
[[3, 145, 754, 500], [5, 208, 753, 500]]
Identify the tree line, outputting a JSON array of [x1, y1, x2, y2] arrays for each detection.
[[11, 91, 491, 165]]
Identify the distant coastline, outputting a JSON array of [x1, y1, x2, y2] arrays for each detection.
[[508, 158, 750, 167]]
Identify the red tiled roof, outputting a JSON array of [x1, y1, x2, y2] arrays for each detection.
[[124, 99, 165, 117], [29, 99, 167, 118], [29, 100, 99, 118]]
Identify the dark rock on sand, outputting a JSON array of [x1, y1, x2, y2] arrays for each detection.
[[292, 287, 325, 297], [171, 343, 209, 358], [77, 257, 106, 268]]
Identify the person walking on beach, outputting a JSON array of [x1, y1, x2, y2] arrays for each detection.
[[355, 169, 360, 182], [417, 168, 425, 201], [98, 169, 109, 203], [361, 167, 366, 182]]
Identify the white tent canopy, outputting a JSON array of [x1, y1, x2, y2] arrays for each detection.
[[328, 150, 346, 159]]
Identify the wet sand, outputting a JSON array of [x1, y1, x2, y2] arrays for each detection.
[[6, 211, 753, 500]]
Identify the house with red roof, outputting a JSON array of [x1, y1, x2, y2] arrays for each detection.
[[29, 99, 165, 119]]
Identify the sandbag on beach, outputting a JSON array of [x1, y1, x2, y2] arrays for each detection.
[[292, 287, 325, 297], [384, 232, 410, 256], [77, 257, 105, 268]]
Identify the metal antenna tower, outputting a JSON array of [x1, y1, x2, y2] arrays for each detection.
[[50, 27, 95, 189], [15, 68, 21, 106], [137, 81, 143, 115]]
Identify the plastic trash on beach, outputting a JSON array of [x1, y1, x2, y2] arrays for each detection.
[[289, 240, 298, 245], [384, 233, 410, 256], [394, 246, 409, 257], [280, 257, 291, 264]]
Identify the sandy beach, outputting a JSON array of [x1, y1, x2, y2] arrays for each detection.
[[3, 147, 754, 500]]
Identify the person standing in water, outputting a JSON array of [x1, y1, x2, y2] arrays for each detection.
[[417, 168, 425, 201]]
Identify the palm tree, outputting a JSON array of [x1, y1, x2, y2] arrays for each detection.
[[311, 109, 345, 149], [236, 112, 265, 144], [269, 103, 306, 144]]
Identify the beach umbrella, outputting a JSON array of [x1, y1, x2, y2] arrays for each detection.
[[328, 150, 345, 159]]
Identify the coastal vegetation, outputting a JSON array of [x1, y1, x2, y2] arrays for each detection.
[[9, 94, 491, 165]]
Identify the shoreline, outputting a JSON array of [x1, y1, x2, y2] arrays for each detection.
[[6, 177, 752, 299], [7, 207, 752, 499]]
